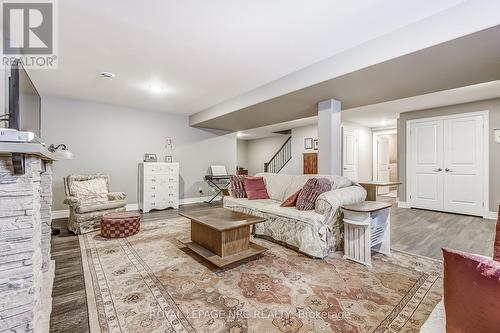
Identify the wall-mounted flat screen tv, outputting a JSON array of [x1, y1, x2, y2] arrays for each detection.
[[9, 59, 41, 139]]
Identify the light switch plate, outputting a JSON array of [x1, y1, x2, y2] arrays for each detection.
[[495, 129, 500, 143]]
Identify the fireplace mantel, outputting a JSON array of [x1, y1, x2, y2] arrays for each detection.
[[0, 142, 58, 175], [0, 142, 58, 160]]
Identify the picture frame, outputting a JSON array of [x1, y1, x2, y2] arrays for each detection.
[[165, 155, 173, 163], [144, 153, 157, 162], [304, 138, 313, 149], [314, 139, 318, 150]]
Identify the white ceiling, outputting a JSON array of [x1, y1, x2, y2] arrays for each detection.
[[29, 0, 467, 114], [238, 80, 500, 139]]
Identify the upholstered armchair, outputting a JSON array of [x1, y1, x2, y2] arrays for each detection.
[[63, 174, 127, 234]]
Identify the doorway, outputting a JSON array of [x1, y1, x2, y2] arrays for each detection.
[[373, 129, 398, 196]]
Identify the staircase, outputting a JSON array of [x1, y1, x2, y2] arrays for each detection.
[[264, 136, 291, 173]]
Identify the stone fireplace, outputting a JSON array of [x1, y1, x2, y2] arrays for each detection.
[[0, 153, 55, 332]]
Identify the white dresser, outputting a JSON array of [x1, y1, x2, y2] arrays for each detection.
[[139, 162, 179, 212]]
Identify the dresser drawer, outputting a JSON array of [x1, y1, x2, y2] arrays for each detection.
[[145, 198, 178, 210], [144, 175, 179, 187], [145, 174, 178, 184], [145, 187, 178, 198], [144, 163, 179, 175]]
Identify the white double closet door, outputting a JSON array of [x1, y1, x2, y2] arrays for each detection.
[[409, 113, 485, 216]]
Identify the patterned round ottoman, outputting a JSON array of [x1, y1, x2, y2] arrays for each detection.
[[100, 212, 141, 238]]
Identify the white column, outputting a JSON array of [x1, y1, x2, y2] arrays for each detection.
[[317, 99, 342, 175]]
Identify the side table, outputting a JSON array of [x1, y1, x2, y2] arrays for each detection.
[[357, 181, 401, 201], [341, 201, 392, 267]]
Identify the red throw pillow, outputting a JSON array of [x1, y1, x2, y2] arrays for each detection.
[[296, 178, 331, 210], [280, 190, 301, 207], [230, 175, 246, 198], [443, 248, 500, 333], [244, 176, 269, 200], [494, 208, 500, 262]]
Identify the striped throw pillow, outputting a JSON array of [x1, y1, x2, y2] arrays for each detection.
[[230, 175, 247, 198], [296, 178, 332, 210]]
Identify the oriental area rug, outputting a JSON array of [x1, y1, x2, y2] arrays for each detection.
[[79, 215, 442, 333]]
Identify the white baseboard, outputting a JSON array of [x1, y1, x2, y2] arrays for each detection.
[[485, 211, 498, 220], [395, 202, 498, 220], [397, 201, 410, 208], [179, 195, 220, 205], [51, 196, 221, 219]]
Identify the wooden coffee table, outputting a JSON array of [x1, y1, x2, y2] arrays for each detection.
[[178, 208, 267, 267]]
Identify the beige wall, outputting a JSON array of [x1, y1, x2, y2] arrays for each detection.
[[244, 122, 373, 179], [398, 98, 500, 212], [284, 122, 373, 178], [283, 125, 318, 175], [43, 96, 237, 210], [245, 135, 290, 175], [236, 139, 248, 169]]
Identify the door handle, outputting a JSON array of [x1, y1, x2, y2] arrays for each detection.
[[433, 168, 442, 172], [445, 168, 453, 172]]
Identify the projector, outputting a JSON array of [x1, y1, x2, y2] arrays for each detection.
[[0, 128, 35, 142]]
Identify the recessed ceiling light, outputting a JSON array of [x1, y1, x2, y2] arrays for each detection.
[[100, 71, 115, 78], [381, 120, 388, 126], [149, 85, 164, 93], [237, 132, 244, 137]]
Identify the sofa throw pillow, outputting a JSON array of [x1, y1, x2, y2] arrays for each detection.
[[443, 248, 500, 332], [494, 208, 500, 262], [296, 178, 331, 210], [244, 176, 269, 200], [280, 190, 301, 207], [230, 175, 247, 198]]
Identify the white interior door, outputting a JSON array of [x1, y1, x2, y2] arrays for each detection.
[[443, 115, 483, 216], [342, 129, 358, 181], [408, 114, 484, 216], [377, 136, 390, 194], [409, 120, 444, 210]]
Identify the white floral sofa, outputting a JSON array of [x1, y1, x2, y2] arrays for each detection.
[[223, 173, 366, 258]]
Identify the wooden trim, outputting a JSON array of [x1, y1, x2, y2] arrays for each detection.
[[11, 153, 25, 175]]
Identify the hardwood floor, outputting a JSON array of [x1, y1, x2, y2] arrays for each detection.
[[49, 200, 496, 332], [379, 195, 496, 260], [49, 202, 220, 333], [49, 224, 89, 333]]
